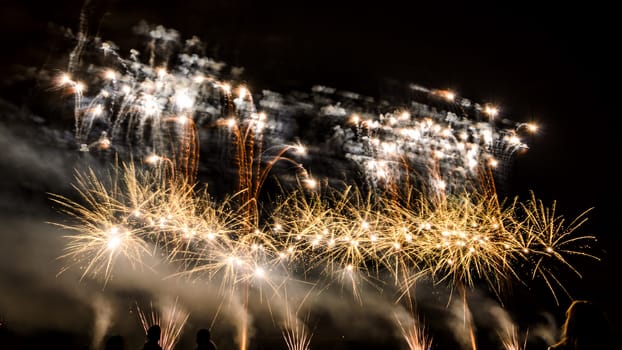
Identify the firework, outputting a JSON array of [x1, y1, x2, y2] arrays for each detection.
[[499, 325, 528, 350], [50, 159, 599, 304], [49, 162, 156, 285], [282, 312, 313, 350], [267, 173, 599, 302], [48, 21, 600, 350], [137, 299, 189, 350], [512, 191, 599, 304], [394, 312, 433, 350]]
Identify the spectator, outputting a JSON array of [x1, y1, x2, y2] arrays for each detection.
[[195, 328, 217, 350], [548, 300, 618, 350], [141, 325, 163, 350]]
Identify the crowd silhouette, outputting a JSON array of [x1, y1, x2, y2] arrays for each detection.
[[89, 300, 615, 350], [2, 301, 620, 350], [132, 325, 217, 350]]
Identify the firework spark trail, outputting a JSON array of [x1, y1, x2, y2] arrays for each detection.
[[55, 21, 539, 197], [270, 184, 394, 301], [404, 188, 518, 293], [282, 312, 313, 350], [55, 23, 318, 201], [393, 312, 433, 350], [499, 325, 528, 350], [49, 159, 600, 303], [48, 162, 598, 347], [218, 113, 312, 232], [49, 163, 155, 285], [513, 191, 599, 304], [137, 298, 189, 350], [266, 174, 594, 301], [57, 26, 233, 183], [47, 160, 277, 294], [306, 88, 537, 197], [273, 284, 316, 350]]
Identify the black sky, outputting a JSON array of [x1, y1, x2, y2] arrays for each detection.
[[0, 0, 619, 348]]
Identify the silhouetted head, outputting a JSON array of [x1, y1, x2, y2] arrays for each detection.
[[560, 300, 614, 349], [146, 325, 161, 343], [105, 335, 125, 350], [196, 328, 211, 345]]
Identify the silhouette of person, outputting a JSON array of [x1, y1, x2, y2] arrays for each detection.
[[105, 335, 125, 350], [141, 325, 163, 350], [548, 299, 618, 350], [195, 328, 217, 350]]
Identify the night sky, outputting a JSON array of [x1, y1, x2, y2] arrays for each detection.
[[0, 1, 619, 349]]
